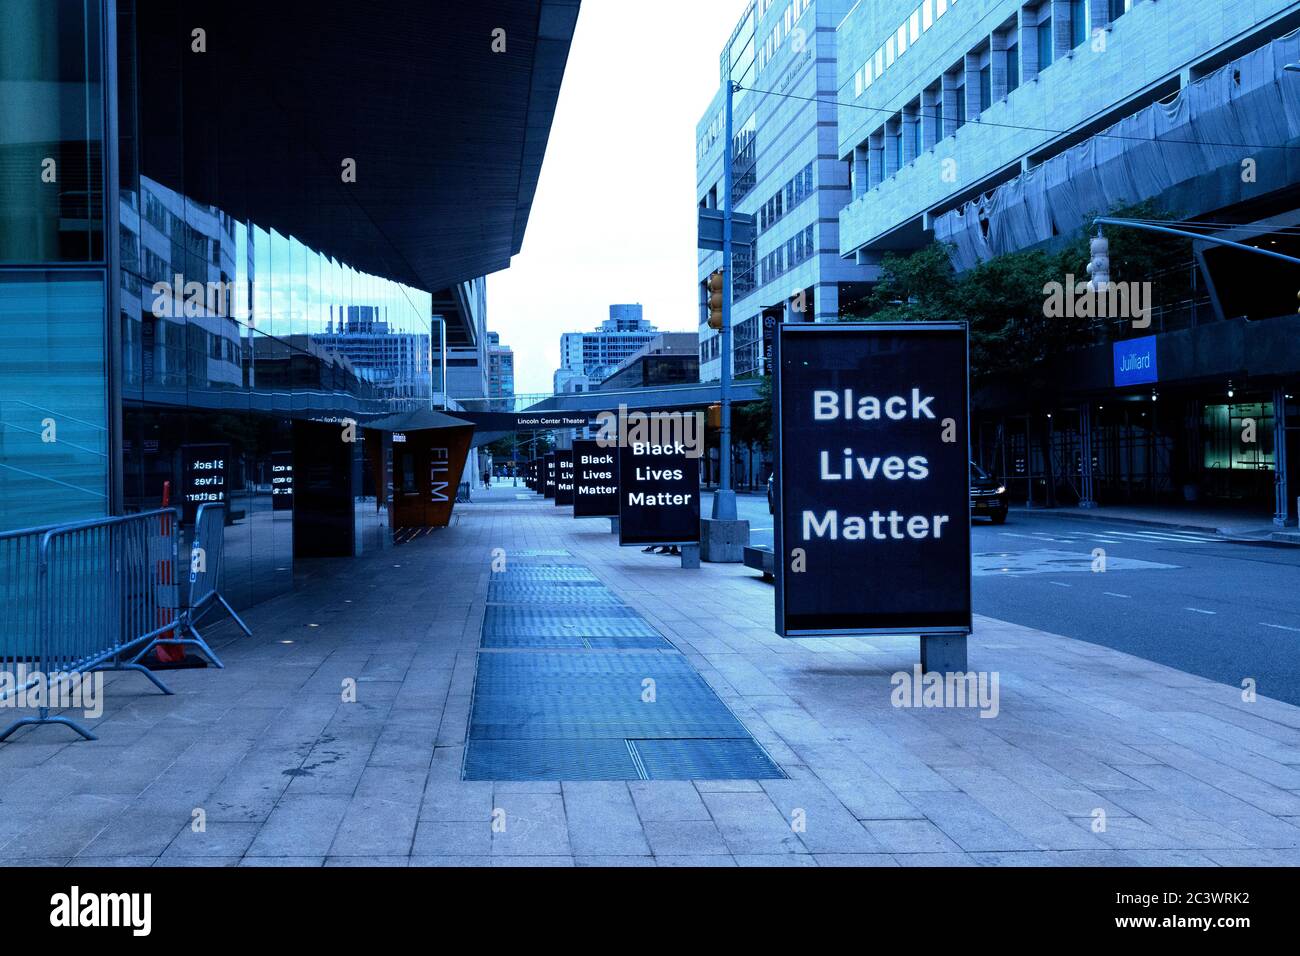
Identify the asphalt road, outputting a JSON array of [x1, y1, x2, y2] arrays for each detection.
[[706, 492, 1300, 705], [971, 513, 1300, 705]]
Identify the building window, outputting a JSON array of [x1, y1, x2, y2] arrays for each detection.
[[1109, 0, 1130, 19], [911, 116, 922, 156], [1037, 17, 1054, 70], [979, 66, 991, 113], [1006, 43, 1019, 94], [1070, 0, 1087, 48], [932, 98, 944, 141], [892, 129, 903, 168], [954, 83, 966, 129]]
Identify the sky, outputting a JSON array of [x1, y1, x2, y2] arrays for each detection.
[[486, 0, 745, 397]]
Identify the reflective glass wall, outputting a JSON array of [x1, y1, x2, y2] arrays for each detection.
[[0, 0, 110, 532], [117, 0, 433, 608]]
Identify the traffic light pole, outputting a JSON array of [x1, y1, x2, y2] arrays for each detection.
[[1093, 217, 1300, 266], [713, 78, 738, 522]]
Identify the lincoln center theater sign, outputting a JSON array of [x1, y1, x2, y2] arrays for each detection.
[[773, 323, 971, 647]]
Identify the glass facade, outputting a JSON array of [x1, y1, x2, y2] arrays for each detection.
[[1, 0, 444, 611], [117, 172, 433, 608], [0, 272, 109, 528], [0, 0, 105, 263], [0, 0, 110, 532]]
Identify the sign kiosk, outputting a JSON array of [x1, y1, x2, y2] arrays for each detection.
[[772, 322, 972, 671], [543, 453, 557, 499], [617, 438, 700, 552], [572, 439, 618, 518], [555, 449, 575, 506]]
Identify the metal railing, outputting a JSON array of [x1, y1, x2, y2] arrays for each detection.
[[0, 504, 252, 742], [130, 502, 251, 669]]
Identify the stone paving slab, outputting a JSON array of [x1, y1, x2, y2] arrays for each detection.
[[3, 488, 1300, 867]]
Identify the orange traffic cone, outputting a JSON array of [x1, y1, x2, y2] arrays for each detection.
[[155, 481, 185, 664]]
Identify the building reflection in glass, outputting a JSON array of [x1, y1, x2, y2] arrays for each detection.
[[119, 176, 433, 609]]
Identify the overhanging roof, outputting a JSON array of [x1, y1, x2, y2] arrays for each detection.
[[138, 0, 579, 295], [363, 410, 475, 432]]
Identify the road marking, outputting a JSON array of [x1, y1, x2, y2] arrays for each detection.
[[1110, 530, 1218, 544], [1103, 592, 1131, 598], [1185, 607, 1217, 615], [1048, 581, 1072, 588], [1260, 622, 1300, 633]]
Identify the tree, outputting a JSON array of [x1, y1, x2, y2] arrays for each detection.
[[854, 200, 1189, 392]]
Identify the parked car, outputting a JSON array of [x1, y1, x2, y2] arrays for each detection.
[[970, 461, 1009, 524]]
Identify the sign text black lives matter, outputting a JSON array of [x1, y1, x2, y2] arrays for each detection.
[[572, 439, 618, 517], [555, 449, 575, 506], [774, 323, 971, 636], [543, 453, 556, 499], [617, 440, 700, 547]]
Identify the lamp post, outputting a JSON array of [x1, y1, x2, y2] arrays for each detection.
[[713, 75, 739, 522]]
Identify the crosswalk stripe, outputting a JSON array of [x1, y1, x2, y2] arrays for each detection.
[[1108, 530, 1218, 544]]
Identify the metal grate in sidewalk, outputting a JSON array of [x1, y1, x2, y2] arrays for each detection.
[[463, 527, 785, 782]]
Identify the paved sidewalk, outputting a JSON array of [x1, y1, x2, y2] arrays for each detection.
[[3, 489, 1300, 866]]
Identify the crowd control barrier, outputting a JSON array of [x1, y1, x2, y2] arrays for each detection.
[[131, 503, 250, 669], [0, 504, 253, 741], [0, 510, 181, 740]]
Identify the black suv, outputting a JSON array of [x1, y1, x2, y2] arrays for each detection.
[[970, 461, 1008, 524]]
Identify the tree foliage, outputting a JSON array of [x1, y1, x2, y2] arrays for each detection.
[[858, 201, 1190, 391]]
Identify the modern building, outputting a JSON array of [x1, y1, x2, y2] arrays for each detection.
[[312, 307, 433, 405], [0, 0, 579, 605], [487, 331, 516, 403], [553, 304, 659, 392], [433, 279, 491, 404], [595, 331, 700, 392], [695, 0, 878, 383], [835, 0, 1300, 521]]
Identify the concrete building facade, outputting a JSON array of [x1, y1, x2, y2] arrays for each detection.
[[834, 0, 1300, 520], [695, 0, 878, 383], [553, 304, 659, 392], [487, 331, 516, 403]]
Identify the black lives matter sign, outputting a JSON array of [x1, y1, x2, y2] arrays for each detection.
[[572, 439, 618, 517], [555, 449, 575, 506], [543, 453, 557, 499], [180, 443, 230, 524], [617, 441, 700, 546], [774, 323, 971, 636]]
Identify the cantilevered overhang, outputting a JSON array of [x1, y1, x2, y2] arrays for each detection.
[[136, 0, 579, 305]]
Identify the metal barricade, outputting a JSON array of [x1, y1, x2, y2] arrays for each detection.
[[0, 509, 182, 741], [130, 503, 251, 669]]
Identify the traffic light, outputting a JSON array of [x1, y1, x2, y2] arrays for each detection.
[[706, 269, 725, 330], [707, 404, 721, 429], [1086, 232, 1110, 290]]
